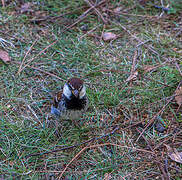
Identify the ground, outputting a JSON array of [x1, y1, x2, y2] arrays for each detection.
[[0, 0, 182, 179]]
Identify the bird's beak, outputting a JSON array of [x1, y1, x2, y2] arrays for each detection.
[[73, 90, 79, 98]]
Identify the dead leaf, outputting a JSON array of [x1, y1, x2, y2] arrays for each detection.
[[175, 86, 182, 106], [102, 32, 117, 41], [0, 50, 11, 63], [20, 2, 34, 13], [126, 71, 138, 82], [165, 144, 182, 164]]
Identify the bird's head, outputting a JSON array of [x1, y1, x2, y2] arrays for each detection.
[[63, 77, 86, 100]]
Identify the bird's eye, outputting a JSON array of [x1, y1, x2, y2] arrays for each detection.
[[68, 83, 74, 90]]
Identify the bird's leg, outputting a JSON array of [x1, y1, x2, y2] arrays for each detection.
[[72, 118, 80, 127], [54, 119, 62, 137]]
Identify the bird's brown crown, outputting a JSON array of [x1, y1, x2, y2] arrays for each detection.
[[67, 77, 83, 90]]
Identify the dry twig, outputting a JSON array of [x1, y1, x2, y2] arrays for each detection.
[[131, 51, 138, 74], [117, 24, 158, 55], [175, 62, 182, 77], [25, 126, 119, 158], [58, 143, 154, 179], [136, 96, 174, 142], [125, 51, 138, 83], [136, 128, 170, 180], [79, 24, 102, 39], [17, 38, 38, 74], [30, 6, 87, 23], [137, 81, 182, 142], [17, 40, 57, 74], [13, 61, 65, 82], [62, 0, 106, 33], [84, 0, 107, 24], [154, 129, 182, 150], [1, 0, 5, 7]]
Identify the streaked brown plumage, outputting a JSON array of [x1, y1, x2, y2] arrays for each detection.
[[51, 77, 88, 120]]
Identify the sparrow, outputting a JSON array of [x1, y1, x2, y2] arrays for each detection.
[[51, 77, 88, 121]]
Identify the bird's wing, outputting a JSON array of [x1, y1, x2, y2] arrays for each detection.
[[52, 91, 63, 108]]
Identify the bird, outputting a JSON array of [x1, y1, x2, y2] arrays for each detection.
[[51, 77, 88, 123]]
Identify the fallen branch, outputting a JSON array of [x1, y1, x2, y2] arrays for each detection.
[[84, 0, 107, 24], [17, 38, 38, 74], [1, 0, 5, 7], [18, 40, 58, 74], [62, 0, 106, 33], [25, 126, 119, 158], [125, 51, 138, 82], [136, 80, 182, 142], [116, 24, 158, 55], [136, 128, 170, 180], [143, 76, 171, 87], [136, 96, 174, 142], [154, 129, 182, 150], [13, 61, 65, 82], [58, 142, 154, 179], [30, 6, 87, 23]]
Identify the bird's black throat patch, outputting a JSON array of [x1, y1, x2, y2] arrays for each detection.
[[64, 95, 87, 110]]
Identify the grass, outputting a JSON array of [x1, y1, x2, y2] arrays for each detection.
[[0, 0, 182, 179]]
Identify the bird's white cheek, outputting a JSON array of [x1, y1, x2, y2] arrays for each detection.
[[63, 84, 71, 99], [79, 86, 86, 99]]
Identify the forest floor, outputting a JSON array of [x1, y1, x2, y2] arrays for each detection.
[[0, 0, 182, 179]]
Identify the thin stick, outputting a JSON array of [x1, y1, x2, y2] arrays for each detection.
[[62, 12, 90, 33], [84, 0, 107, 24], [154, 129, 182, 150], [136, 128, 170, 180], [175, 62, 182, 76], [25, 126, 119, 158], [131, 50, 138, 74], [61, 0, 106, 33], [58, 143, 155, 179], [136, 80, 182, 142], [30, 6, 87, 23], [17, 39, 38, 74], [125, 51, 138, 83], [18, 40, 57, 74], [143, 76, 171, 87], [13, 61, 65, 82], [136, 96, 174, 142], [1, 0, 5, 7], [107, 8, 156, 18], [79, 24, 101, 39], [117, 24, 158, 55]]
